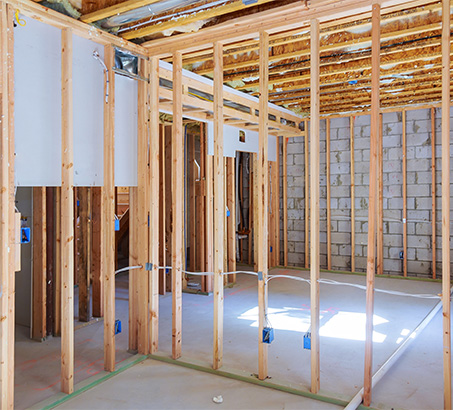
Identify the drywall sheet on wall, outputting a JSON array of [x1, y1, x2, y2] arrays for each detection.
[[73, 35, 104, 186], [14, 16, 62, 186], [207, 123, 277, 161], [114, 75, 138, 187], [14, 16, 139, 187]]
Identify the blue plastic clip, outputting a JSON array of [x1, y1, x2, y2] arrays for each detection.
[[114, 219, 120, 231], [20, 227, 30, 244], [349, 80, 358, 85], [263, 327, 274, 344], [304, 332, 311, 350], [115, 319, 122, 335]]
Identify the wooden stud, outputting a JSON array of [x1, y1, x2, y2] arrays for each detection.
[[350, 116, 356, 273], [268, 162, 275, 268], [274, 138, 280, 266], [326, 120, 331, 271], [198, 124, 206, 278], [6, 5, 15, 404], [213, 41, 225, 370], [91, 187, 103, 317], [253, 152, 258, 272], [304, 120, 309, 269], [172, 51, 184, 360], [249, 154, 255, 267], [32, 187, 47, 340], [257, 30, 269, 381], [441, 0, 451, 407], [165, 125, 172, 293], [377, 113, 384, 275], [128, 187, 138, 351], [310, 18, 320, 394], [159, 124, 167, 295], [430, 107, 436, 279], [189, 132, 196, 272], [149, 56, 160, 353], [402, 110, 407, 277], [283, 137, 288, 266], [77, 187, 91, 322], [137, 57, 150, 355], [103, 44, 116, 372], [14, 212, 20, 273], [363, 4, 380, 407], [205, 127, 214, 293], [54, 188, 62, 336], [227, 157, 236, 282], [46, 188, 55, 336], [61, 27, 74, 394]]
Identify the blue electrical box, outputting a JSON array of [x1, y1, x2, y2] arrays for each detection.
[[115, 319, 122, 335], [304, 332, 311, 350], [114, 219, 120, 231], [263, 327, 274, 344], [20, 227, 30, 244]]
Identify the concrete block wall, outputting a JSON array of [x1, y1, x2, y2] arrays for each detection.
[[279, 106, 453, 278]]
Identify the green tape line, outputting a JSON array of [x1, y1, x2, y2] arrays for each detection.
[[40, 355, 147, 410], [148, 354, 374, 410]]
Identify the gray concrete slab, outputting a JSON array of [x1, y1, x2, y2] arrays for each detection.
[[55, 359, 343, 410]]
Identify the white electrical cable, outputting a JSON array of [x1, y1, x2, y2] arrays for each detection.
[[115, 265, 143, 275]]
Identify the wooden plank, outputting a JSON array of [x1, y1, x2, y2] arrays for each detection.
[[164, 125, 172, 293], [430, 107, 436, 279], [268, 161, 275, 268], [54, 187, 61, 336], [103, 44, 116, 373], [137, 57, 150, 356], [377, 113, 384, 275], [6, 3, 15, 404], [213, 41, 225, 370], [159, 124, 167, 295], [198, 124, 206, 277], [77, 187, 91, 322], [257, 30, 269, 381], [122, 0, 277, 40], [172, 51, 184, 360], [363, 4, 380, 407], [128, 187, 138, 352], [91, 187, 103, 317], [149, 56, 160, 354], [82, 0, 162, 23], [32, 187, 47, 340], [189, 132, 196, 272], [227, 157, 236, 283], [441, 0, 451, 407], [304, 121, 309, 269], [350, 116, 356, 273], [60, 27, 74, 395], [0, 3, 9, 404], [326, 119, 331, 271], [283, 137, 288, 266], [143, 0, 421, 56], [15, 213, 21, 272], [273, 137, 278, 265], [46, 188, 54, 336], [310, 18, 321, 395], [205, 128, 214, 293], [402, 110, 407, 277]]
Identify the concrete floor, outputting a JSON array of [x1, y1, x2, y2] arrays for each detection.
[[55, 359, 343, 410], [16, 267, 446, 409]]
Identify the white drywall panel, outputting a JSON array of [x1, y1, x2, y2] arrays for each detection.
[[114, 75, 138, 187], [73, 35, 104, 186], [207, 123, 277, 161], [14, 16, 62, 186]]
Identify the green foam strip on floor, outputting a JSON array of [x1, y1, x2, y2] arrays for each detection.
[[148, 354, 374, 410], [39, 355, 147, 410]]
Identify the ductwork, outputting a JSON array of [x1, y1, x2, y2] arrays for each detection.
[[100, 0, 200, 29]]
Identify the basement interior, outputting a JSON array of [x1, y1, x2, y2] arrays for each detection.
[[0, 0, 452, 409]]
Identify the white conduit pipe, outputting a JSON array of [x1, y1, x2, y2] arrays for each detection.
[[344, 287, 452, 410], [115, 265, 143, 275]]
